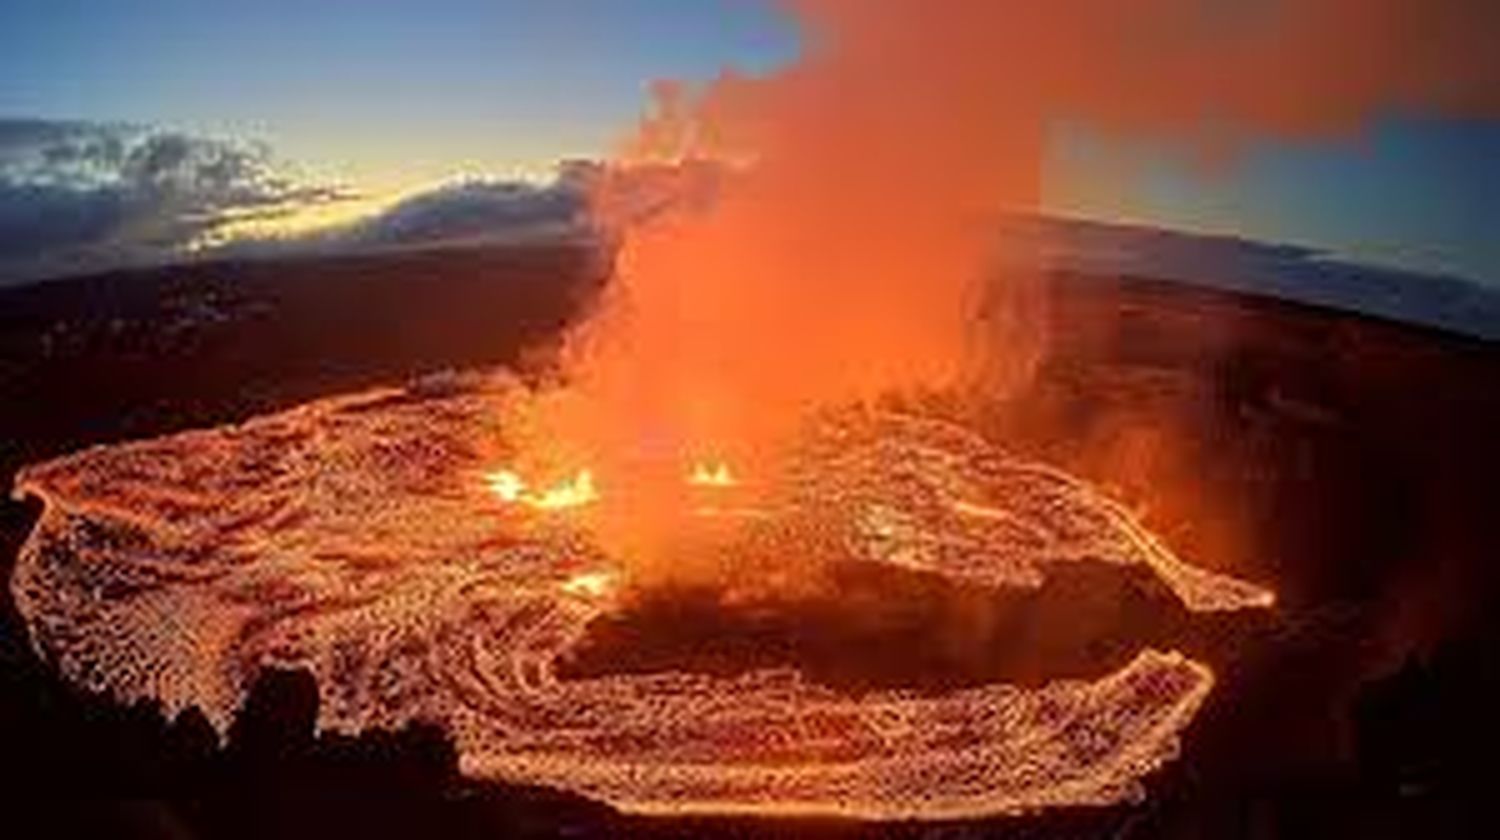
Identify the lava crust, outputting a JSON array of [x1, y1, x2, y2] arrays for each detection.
[[10, 370, 1271, 819]]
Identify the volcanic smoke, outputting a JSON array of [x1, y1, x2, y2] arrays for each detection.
[[548, 0, 1500, 580]]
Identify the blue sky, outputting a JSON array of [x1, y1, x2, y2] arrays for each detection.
[[0, 0, 800, 186], [1047, 116, 1500, 283], [0, 0, 1496, 284]]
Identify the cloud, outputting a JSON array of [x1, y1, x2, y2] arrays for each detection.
[[0, 119, 352, 282], [343, 178, 585, 246], [211, 157, 727, 262], [340, 158, 725, 244], [0, 119, 732, 284], [203, 173, 597, 265]]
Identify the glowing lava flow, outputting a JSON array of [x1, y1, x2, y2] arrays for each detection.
[[485, 468, 598, 510], [9, 371, 1271, 819], [689, 461, 737, 487]]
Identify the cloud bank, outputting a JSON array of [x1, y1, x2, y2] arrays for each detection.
[[225, 158, 722, 257], [0, 119, 355, 281], [0, 122, 740, 284]]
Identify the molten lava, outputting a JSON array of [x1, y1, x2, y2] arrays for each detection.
[[10, 370, 1271, 819], [689, 461, 737, 487], [485, 467, 599, 511], [561, 570, 617, 599]]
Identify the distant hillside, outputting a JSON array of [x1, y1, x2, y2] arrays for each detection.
[[15, 215, 1496, 342], [1029, 217, 1500, 341]]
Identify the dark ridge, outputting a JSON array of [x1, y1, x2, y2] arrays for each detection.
[[561, 559, 1265, 692], [0, 242, 604, 478]]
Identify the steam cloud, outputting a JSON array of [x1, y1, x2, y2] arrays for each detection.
[[547, 0, 1500, 573]]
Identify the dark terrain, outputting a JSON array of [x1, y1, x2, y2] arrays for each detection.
[[1, 244, 1497, 838]]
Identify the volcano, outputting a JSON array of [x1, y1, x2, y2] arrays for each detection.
[[1, 243, 1497, 836]]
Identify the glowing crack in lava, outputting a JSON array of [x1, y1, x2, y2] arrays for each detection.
[[485, 467, 599, 511], [10, 371, 1271, 819]]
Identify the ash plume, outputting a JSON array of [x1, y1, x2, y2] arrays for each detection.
[[546, 0, 1500, 576]]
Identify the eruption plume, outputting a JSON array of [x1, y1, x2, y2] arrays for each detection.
[[552, 0, 1500, 577]]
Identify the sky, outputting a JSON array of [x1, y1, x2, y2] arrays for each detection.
[[0, 0, 802, 188], [0, 0, 1496, 285]]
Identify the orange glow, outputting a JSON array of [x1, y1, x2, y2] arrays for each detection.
[[688, 461, 736, 487], [532, 469, 598, 510], [10, 376, 1274, 819], [31, 0, 1500, 821], [484, 468, 526, 502], [485, 467, 598, 511], [545, 0, 1500, 582], [561, 570, 616, 599]]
